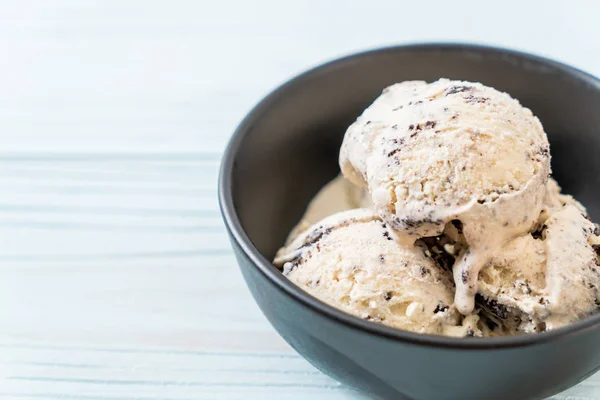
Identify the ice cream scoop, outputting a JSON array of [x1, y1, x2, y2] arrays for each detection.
[[274, 208, 481, 337], [478, 203, 600, 333], [339, 78, 551, 314], [539, 177, 587, 224]]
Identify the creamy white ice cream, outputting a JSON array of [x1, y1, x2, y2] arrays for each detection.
[[340, 79, 550, 314], [479, 203, 600, 333], [273, 79, 600, 338], [275, 209, 480, 337]]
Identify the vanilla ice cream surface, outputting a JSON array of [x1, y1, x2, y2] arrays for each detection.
[[340, 79, 550, 314], [273, 79, 600, 338], [275, 209, 481, 337]]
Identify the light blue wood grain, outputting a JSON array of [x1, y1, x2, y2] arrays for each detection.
[[0, 0, 599, 398]]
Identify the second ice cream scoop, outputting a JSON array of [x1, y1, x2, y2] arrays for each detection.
[[478, 203, 600, 333], [274, 208, 480, 337]]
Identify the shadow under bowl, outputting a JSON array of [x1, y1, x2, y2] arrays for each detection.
[[219, 43, 600, 400]]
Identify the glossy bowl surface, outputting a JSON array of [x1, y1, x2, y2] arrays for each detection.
[[219, 44, 600, 400]]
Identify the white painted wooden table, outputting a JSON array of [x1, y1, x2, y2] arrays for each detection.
[[0, 1, 599, 398]]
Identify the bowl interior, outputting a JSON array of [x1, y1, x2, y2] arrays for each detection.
[[228, 45, 600, 260]]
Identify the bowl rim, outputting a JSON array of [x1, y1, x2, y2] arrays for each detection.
[[219, 42, 600, 350]]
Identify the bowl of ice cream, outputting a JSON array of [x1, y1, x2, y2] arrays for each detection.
[[219, 44, 600, 400]]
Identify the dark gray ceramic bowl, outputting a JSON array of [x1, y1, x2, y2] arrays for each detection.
[[219, 44, 600, 400]]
